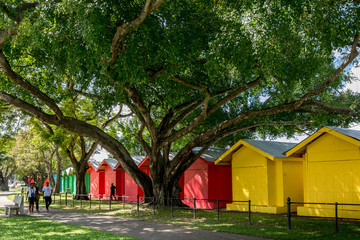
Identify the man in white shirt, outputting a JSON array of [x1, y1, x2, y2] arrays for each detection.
[[42, 182, 53, 212]]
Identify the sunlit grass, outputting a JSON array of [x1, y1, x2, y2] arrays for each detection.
[[0, 216, 137, 240]]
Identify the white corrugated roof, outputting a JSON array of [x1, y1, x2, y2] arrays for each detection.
[[192, 147, 227, 162], [327, 126, 360, 141], [103, 158, 119, 169]]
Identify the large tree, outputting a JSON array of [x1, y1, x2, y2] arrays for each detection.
[[0, 0, 359, 204]]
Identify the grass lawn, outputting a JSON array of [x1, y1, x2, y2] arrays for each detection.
[[7, 193, 360, 239], [0, 216, 137, 240]]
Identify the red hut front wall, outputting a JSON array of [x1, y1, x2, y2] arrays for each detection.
[[183, 158, 232, 209], [89, 165, 100, 196], [104, 164, 125, 199], [124, 172, 139, 201], [99, 171, 105, 196]]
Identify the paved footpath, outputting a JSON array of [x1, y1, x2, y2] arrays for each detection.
[[0, 191, 269, 240]]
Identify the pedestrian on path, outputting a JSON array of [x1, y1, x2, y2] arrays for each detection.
[[42, 182, 53, 212], [26, 182, 36, 214], [34, 182, 40, 212], [110, 183, 117, 201]]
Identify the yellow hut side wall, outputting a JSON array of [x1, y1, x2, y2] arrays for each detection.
[[298, 133, 360, 218], [231, 147, 268, 206]]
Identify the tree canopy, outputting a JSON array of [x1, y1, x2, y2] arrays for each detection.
[[0, 0, 359, 203]]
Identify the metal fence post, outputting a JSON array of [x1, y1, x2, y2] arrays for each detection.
[[123, 195, 125, 209], [153, 196, 156, 215], [80, 195, 82, 208], [335, 202, 338, 233], [171, 197, 173, 217], [99, 195, 101, 210], [137, 194, 139, 213], [72, 194, 75, 207], [65, 192, 67, 206], [60, 193, 62, 205], [194, 198, 196, 219], [287, 197, 291, 230], [248, 200, 251, 225], [217, 199, 220, 221], [110, 196, 111, 210], [89, 194, 91, 209]]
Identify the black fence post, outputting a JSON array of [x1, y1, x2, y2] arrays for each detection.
[[59, 193, 61, 205], [171, 197, 173, 217], [153, 196, 156, 215], [137, 194, 140, 213], [99, 195, 101, 210], [194, 198, 196, 219], [65, 192, 67, 206], [109, 196, 111, 210], [217, 199, 220, 221], [123, 195, 125, 209], [248, 200, 251, 225], [335, 202, 338, 233], [72, 194, 75, 207], [89, 194, 91, 209], [80, 195, 83, 208], [287, 197, 291, 230]]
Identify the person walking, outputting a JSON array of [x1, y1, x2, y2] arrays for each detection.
[[110, 183, 117, 201], [26, 182, 36, 214], [42, 182, 53, 212], [34, 182, 40, 213]]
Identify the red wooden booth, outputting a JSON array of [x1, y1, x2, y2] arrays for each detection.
[[182, 147, 232, 209], [88, 159, 105, 197], [123, 155, 146, 201], [98, 158, 125, 199]]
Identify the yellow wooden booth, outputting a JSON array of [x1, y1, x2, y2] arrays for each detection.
[[286, 126, 360, 218], [215, 140, 303, 214]]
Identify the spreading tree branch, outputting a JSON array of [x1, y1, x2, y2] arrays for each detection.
[[110, 0, 165, 65], [294, 34, 359, 108], [0, 51, 64, 118]]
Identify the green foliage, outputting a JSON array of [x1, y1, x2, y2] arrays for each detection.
[[0, 1, 359, 157]]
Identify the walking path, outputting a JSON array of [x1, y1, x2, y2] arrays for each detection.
[[0, 191, 268, 240]]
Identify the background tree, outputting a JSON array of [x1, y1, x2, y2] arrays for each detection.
[[8, 129, 48, 187], [0, 0, 359, 204], [0, 102, 25, 190], [0, 151, 16, 191]]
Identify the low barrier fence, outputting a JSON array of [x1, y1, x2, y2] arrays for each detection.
[[19, 188, 359, 233], [286, 197, 360, 233]]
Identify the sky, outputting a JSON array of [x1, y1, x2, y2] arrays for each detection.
[[91, 64, 360, 161]]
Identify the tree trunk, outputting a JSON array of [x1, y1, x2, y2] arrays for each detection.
[[54, 160, 61, 193], [0, 182, 9, 191], [46, 163, 56, 189], [74, 165, 89, 200], [0, 172, 9, 191], [149, 154, 186, 206], [54, 148, 62, 193]]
